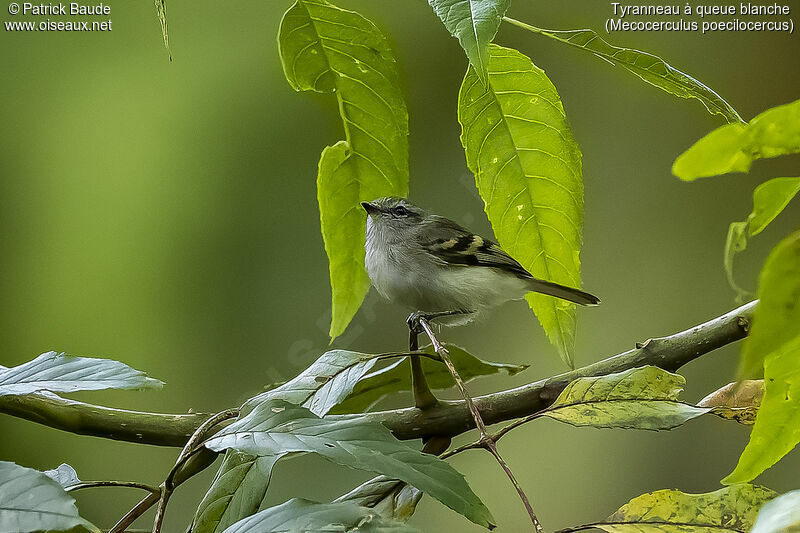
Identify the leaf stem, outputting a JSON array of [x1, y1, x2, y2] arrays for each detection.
[[418, 317, 543, 532], [66, 480, 160, 495], [408, 320, 439, 410]]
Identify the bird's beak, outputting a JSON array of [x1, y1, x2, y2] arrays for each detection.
[[361, 201, 380, 217]]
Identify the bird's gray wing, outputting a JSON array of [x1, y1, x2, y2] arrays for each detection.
[[419, 216, 532, 279]]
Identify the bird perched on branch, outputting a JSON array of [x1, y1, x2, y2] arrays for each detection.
[[362, 197, 600, 326]]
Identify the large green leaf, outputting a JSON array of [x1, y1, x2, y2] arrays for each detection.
[[562, 484, 776, 532], [205, 400, 495, 529], [219, 498, 421, 533], [751, 490, 800, 533], [725, 231, 800, 484], [673, 99, 800, 180], [722, 177, 800, 299], [0, 351, 163, 396], [332, 344, 526, 413], [427, 0, 510, 84], [458, 44, 584, 368], [502, 21, 741, 123], [194, 349, 382, 533], [334, 476, 421, 522], [541, 366, 710, 430], [0, 461, 98, 533], [279, 0, 408, 339], [737, 231, 800, 380]]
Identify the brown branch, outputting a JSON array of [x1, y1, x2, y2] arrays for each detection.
[[0, 301, 757, 448]]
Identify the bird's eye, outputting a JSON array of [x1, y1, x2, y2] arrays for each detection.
[[392, 205, 409, 217]]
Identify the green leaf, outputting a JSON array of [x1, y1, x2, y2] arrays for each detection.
[[0, 461, 98, 533], [427, 0, 510, 84], [193, 452, 280, 533], [751, 490, 800, 533], [194, 349, 382, 533], [673, 98, 800, 180], [564, 484, 776, 532], [242, 349, 382, 415], [723, 221, 751, 302], [738, 230, 800, 379], [458, 44, 584, 368], [332, 344, 526, 413], [334, 476, 421, 522], [44, 464, 82, 489], [722, 178, 799, 299], [219, 498, 422, 533], [153, 0, 170, 60], [278, 0, 409, 339], [0, 351, 163, 396], [725, 231, 800, 484], [542, 366, 710, 430], [205, 400, 495, 529], [503, 20, 742, 124], [749, 177, 800, 236]]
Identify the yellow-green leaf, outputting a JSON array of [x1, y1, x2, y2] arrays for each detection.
[[725, 231, 800, 484], [564, 484, 777, 533], [542, 366, 710, 430], [458, 44, 584, 367], [722, 178, 799, 300], [503, 20, 742, 124], [279, 0, 409, 339], [673, 99, 800, 180], [749, 177, 800, 236], [427, 0, 510, 84]]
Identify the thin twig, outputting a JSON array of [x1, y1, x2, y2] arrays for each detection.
[[407, 318, 439, 410], [66, 480, 160, 495], [418, 316, 544, 533], [151, 408, 239, 533]]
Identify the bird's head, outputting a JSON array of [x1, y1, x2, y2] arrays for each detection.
[[361, 197, 426, 231]]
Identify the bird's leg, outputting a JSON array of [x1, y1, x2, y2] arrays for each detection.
[[406, 312, 438, 410]]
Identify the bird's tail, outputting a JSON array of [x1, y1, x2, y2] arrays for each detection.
[[528, 279, 601, 306]]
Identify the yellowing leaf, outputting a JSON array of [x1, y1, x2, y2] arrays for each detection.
[[576, 484, 777, 533], [279, 0, 409, 339], [458, 44, 584, 367], [674, 99, 800, 180], [542, 366, 710, 430]]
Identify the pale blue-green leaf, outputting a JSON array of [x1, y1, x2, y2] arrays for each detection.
[[278, 0, 408, 339], [44, 463, 82, 489], [194, 349, 381, 533], [458, 44, 584, 368], [674, 99, 800, 180], [334, 476, 422, 522], [543, 366, 710, 430], [332, 344, 526, 413], [0, 461, 99, 533], [220, 498, 421, 533], [503, 20, 742, 124], [427, 0, 510, 83], [751, 490, 800, 533], [0, 351, 163, 396], [205, 400, 495, 528]]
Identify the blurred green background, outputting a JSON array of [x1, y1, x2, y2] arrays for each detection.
[[1, 1, 799, 530]]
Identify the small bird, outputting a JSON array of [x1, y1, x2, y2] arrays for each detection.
[[362, 197, 600, 325]]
